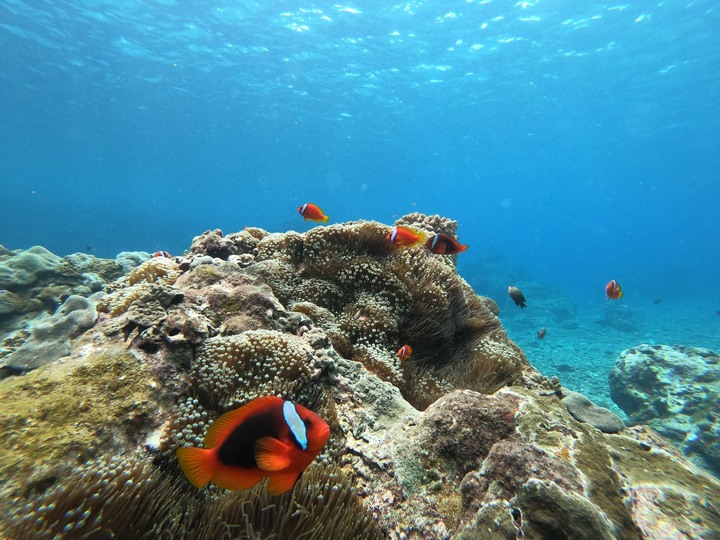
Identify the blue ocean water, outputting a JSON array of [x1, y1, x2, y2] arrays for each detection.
[[2, 1, 719, 396]]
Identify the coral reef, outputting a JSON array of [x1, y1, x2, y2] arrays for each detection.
[[0, 245, 145, 374], [332, 359, 720, 539], [1, 219, 719, 538], [0, 295, 99, 373], [610, 343, 720, 476], [239, 219, 530, 408]]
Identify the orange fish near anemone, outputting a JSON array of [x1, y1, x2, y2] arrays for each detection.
[[387, 226, 427, 248], [298, 203, 329, 223], [425, 233, 468, 255], [397, 344, 413, 361], [176, 396, 330, 495], [605, 280, 623, 300]]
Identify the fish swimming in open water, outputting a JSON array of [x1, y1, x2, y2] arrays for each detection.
[[508, 286, 527, 308], [605, 280, 623, 300], [298, 203, 329, 223]]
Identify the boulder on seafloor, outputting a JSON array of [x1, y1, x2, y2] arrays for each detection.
[[1, 219, 719, 539], [609, 343, 720, 476], [560, 387, 625, 434]]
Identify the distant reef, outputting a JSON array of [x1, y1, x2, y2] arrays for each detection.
[[1, 215, 718, 539]]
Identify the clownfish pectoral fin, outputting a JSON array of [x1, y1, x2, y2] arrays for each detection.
[[255, 437, 293, 471], [176, 446, 216, 488], [267, 471, 301, 495]]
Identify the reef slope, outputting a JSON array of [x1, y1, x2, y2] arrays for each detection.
[[0, 219, 717, 539]]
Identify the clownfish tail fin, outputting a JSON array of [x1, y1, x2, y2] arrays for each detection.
[[322, 215, 330, 223], [177, 446, 216, 488]]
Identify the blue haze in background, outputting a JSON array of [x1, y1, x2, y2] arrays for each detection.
[[2, 0, 719, 386]]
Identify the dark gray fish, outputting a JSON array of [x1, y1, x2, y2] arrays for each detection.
[[508, 285, 526, 308]]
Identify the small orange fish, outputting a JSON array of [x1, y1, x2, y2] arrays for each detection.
[[425, 233, 468, 255], [298, 203, 329, 223], [508, 286, 527, 309], [397, 344, 413, 361], [176, 396, 330, 495], [537, 327, 546, 339], [387, 226, 427, 248], [153, 251, 171, 258], [605, 280, 623, 300]]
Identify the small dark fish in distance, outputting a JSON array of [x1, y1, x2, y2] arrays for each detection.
[[508, 286, 526, 308], [716, 310, 720, 317], [653, 299, 663, 304], [537, 327, 546, 339]]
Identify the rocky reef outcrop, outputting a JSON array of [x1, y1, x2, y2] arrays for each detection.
[[0, 245, 149, 375], [610, 343, 720, 477], [1, 219, 718, 539]]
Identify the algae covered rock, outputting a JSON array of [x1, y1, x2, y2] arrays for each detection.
[[609, 343, 720, 476], [0, 346, 171, 496]]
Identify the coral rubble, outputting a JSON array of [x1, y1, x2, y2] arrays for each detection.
[[1, 219, 719, 539]]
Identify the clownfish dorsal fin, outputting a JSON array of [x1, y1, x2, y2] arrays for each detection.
[[267, 471, 301, 495], [204, 396, 284, 449], [255, 437, 293, 471]]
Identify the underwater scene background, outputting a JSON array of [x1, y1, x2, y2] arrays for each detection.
[[2, 0, 719, 414], [2, 1, 720, 536]]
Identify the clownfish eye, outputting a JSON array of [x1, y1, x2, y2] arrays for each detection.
[[304, 418, 311, 427]]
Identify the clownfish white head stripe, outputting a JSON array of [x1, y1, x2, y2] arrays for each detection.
[[389, 228, 398, 243], [299, 203, 308, 214], [429, 235, 439, 250], [283, 400, 308, 450]]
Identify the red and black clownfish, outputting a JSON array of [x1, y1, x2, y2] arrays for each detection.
[[425, 233, 468, 255], [387, 226, 427, 248], [298, 203, 329, 223], [176, 396, 330, 495], [605, 280, 623, 300], [397, 344, 413, 361], [153, 251, 171, 258]]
